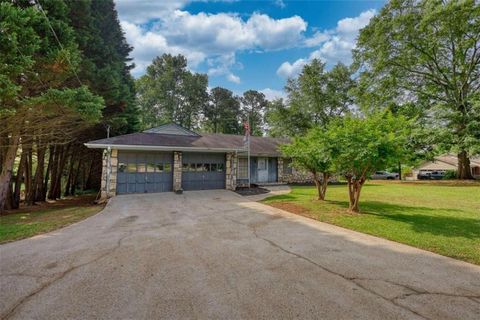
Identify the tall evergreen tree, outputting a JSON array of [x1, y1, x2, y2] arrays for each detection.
[[203, 87, 242, 134], [136, 54, 208, 129]]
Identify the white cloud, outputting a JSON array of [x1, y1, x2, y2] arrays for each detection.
[[276, 58, 307, 78], [115, 0, 189, 24], [277, 9, 376, 79], [120, 5, 308, 80], [260, 88, 287, 101], [227, 73, 241, 84]]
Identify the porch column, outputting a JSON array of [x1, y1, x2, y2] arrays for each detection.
[[173, 151, 182, 192], [226, 152, 238, 190], [277, 157, 284, 182], [100, 148, 118, 200]]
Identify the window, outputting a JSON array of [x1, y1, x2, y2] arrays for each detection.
[[137, 164, 146, 173], [217, 163, 224, 172], [210, 163, 217, 172], [182, 163, 189, 171], [147, 163, 155, 173], [203, 163, 210, 172], [238, 157, 248, 178], [118, 162, 127, 173], [156, 163, 164, 172], [196, 163, 204, 172], [164, 163, 171, 172], [189, 163, 196, 171], [127, 163, 136, 173]]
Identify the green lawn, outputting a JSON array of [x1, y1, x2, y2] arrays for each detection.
[[262, 181, 480, 265], [0, 197, 104, 244]]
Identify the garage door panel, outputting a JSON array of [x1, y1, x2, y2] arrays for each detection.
[[117, 151, 173, 194], [182, 153, 226, 191]]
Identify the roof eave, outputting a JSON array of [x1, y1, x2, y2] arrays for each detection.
[[84, 143, 243, 153]]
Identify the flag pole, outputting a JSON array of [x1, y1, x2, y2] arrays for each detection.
[[247, 114, 251, 188]]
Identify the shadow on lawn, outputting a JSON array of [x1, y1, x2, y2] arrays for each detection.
[[327, 200, 480, 239]]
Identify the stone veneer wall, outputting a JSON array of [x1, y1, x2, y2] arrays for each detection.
[[173, 151, 182, 191], [100, 148, 118, 199], [226, 152, 238, 190], [278, 158, 314, 184]]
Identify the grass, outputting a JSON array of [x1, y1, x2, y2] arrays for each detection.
[[262, 181, 480, 265], [0, 195, 104, 244]]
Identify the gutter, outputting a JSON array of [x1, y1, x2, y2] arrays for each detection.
[[84, 143, 244, 153], [84, 143, 282, 157]]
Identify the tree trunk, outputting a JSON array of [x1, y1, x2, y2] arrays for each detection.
[[43, 146, 54, 200], [33, 145, 46, 202], [48, 145, 60, 200], [457, 150, 474, 179], [70, 159, 82, 195], [0, 134, 20, 213], [313, 172, 329, 200], [346, 175, 366, 213], [24, 146, 33, 205], [64, 149, 76, 197], [12, 149, 27, 209], [313, 173, 323, 200]]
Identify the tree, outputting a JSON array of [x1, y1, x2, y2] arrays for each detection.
[[0, 1, 108, 212], [203, 87, 242, 134], [240, 90, 268, 136], [136, 54, 208, 129], [267, 60, 355, 137], [281, 128, 333, 200], [354, 0, 480, 179], [327, 112, 409, 212]]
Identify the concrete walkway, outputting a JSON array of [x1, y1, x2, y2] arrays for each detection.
[[1, 190, 479, 319]]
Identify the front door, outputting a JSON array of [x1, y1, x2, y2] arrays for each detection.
[[257, 157, 268, 183]]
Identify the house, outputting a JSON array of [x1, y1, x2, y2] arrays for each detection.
[[410, 154, 480, 180], [85, 124, 310, 198]]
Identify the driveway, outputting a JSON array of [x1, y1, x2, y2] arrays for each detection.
[[1, 190, 479, 319]]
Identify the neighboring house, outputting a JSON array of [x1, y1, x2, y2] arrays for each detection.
[[410, 154, 480, 180], [85, 124, 310, 198]]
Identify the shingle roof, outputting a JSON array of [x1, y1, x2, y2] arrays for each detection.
[[86, 132, 290, 156]]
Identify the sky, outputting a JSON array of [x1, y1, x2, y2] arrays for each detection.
[[115, 0, 386, 100]]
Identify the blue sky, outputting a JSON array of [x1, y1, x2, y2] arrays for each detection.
[[115, 0, 386, 99]]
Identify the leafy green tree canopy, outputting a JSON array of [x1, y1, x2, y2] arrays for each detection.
[[204, 87, 242, 134], [268, 60, 355, 137], [281, 128, 334, 200], [136, 54, 208, 130], [354, 0, 480, 179], [328, 112, 409, 212]]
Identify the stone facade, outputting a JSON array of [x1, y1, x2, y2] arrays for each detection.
[[277, 157, 284, 183], [100, 148, 118, 199], [278, 158, 314, 184], [173, 151, 182, 191], [226, 152, 238, 190]]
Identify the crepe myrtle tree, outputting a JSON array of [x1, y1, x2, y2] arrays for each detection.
[[328, 112, 409, 213], [281, 128, 334, 200]]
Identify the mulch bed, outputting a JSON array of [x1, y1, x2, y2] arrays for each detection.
[[235, 186, 271, 196]]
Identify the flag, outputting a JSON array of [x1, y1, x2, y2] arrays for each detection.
[[243, 121, 250, 148]]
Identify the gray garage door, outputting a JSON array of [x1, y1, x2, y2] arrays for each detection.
[[117, 151, 173, 194], [182, 153, 226, 190]]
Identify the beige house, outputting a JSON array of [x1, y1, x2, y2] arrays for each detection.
[[411, 154, 480, 180]]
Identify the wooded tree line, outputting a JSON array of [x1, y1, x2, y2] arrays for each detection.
[[0, 0, 138, 212], [270, 0, 480, 183], [136, 54, 270, 136]]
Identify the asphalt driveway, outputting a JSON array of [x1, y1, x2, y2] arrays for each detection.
[[1, 190, 479, 319]]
